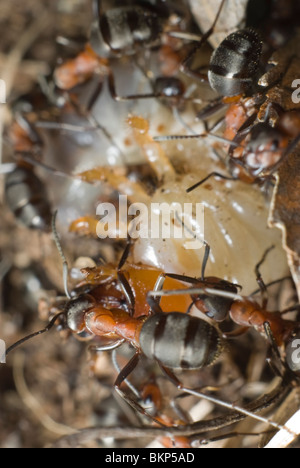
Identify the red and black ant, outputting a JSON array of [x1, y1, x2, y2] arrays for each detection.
[[3, 106, 84, 231], [153, 0, 300, 189], [2, 218, 298, 437], [54, 0, 189, 97], [4, 113, 53, 231], [53, 0, 198, 137]]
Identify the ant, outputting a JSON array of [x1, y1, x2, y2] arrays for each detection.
[[54, 0, 192, 108], [3, 220, 298, 437], [4, 113, 52, 231], [133, 376, 193, 448], [54, 43, 109, 92], [150, 245, 300, 373], [154, 0, 300, 187], [3, 105, 84, 231]]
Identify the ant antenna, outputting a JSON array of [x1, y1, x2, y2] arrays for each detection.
[[201, 242, 210, 281], [4, 312, 64, 359], [186, 172, 236, 194], [255, 245, 275, 279], [148, 286, 243, 302], [52, 211, 71, 299]]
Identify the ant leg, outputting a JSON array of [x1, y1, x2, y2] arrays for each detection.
[[280, 304, 300, 316], [112, 348, 140, 399], [89, 339, 125, 353], [114, 350, 141, 390], [117, 239, 135, 317], [165, 273, 199, 284], [157, 362, 296, 435], [52, 211, 71, 299], [118, 238, 132, 270], [255, 246, 275, 309], [250, 276, 293, 297], [166, 242, 210, 281], [15, 153, 74, 180], [263, 322, 298, 388], [196, 97, 226, 121], [93, 0, 102, 17], [108, 70, 156, 102], [153, 131, 242, 147], [186, 172, 236, 194], [114, 351, 168, 426], [192, 430, 272, 447], [263, 322, 293, 380], [228, 113, 257, 153], [172, 106, 198, 136], [180, 0, 227, 80], [201, 242, 210, 280], [86, 81, 105, 112], [68, 93, 126, 163], [147, 293, 164, 315], [222, 327, 249, 339]]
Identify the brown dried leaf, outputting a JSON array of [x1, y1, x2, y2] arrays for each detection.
[[259, 30, 300, 120], [258, 30, 300, 298], [269, 146, 300, 300]]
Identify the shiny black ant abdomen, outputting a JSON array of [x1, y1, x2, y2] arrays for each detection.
[[139, 311, 222, 370], [208, 28, 263, 97], [5, 166, 52, 232]]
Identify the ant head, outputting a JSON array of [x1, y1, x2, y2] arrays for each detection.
[[154, 77, 185, 98], [192, 278, 239, 322], [66, 294, 95, 334], [249, 122, 280, 152]]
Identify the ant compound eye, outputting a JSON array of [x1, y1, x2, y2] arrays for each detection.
[[202, 296, 233, 322], [66, 295, 95, 333]]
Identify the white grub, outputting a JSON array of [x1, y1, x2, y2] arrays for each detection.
[[47, 58, 288, 295], [133, 140, 288, 295]]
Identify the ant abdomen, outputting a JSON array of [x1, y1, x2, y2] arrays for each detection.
[[91, 5, 162, 58], [208, 29, 263, 97], [139, 312, 223, 370], [5, 166, 52, 231]]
